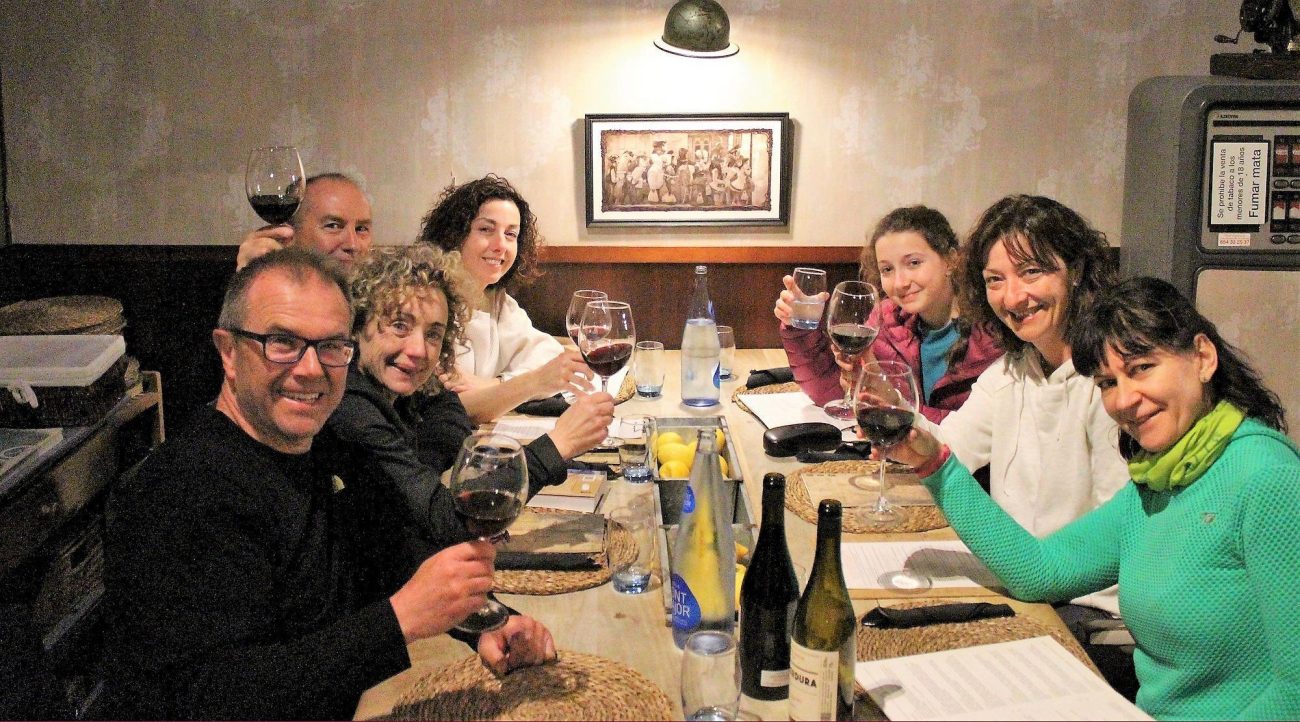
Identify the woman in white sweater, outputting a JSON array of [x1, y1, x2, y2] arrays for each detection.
[[914, 194, 1135, 695], [418, 175, 595, 423]]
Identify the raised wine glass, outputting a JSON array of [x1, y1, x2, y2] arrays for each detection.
[[566, 289, 608, 346], [449, 431, 528, 633], [853, 360, 930, 589], [822, 280, 880, 420], [578, 300, 635, 394], [245, 146, 306, 225]]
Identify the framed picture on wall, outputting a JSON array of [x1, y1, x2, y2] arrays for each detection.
[[584, 113, 792, 227]]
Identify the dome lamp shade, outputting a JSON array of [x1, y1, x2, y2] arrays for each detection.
[[654, 0, 739, 58]]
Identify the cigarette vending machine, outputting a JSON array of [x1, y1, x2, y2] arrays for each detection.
[[1123, 75, 1300, 440]]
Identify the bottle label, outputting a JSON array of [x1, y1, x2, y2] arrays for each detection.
[[670, 573, 701, 631], [682, 485, 696, 514], [788, 641, 839, 721], [760, 668, 790, 687]]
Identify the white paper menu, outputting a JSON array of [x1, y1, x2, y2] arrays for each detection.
[[736, 390, 857, 431], [854, 636, 1152, 720], [841, 540, 1003, 591]]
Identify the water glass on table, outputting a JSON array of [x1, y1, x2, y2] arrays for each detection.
[[608, 490, 656, 595], [716, 326, 736, 381], [790, 267, 827, 330], [633, 340, 666, 398], [681, 631, 741, 721], [616, 415, 653, 481]]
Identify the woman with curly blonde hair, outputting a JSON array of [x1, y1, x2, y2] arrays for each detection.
[[329, 245, 613, 548]]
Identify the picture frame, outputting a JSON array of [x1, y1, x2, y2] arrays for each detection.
[[584, 112, 792, 227]]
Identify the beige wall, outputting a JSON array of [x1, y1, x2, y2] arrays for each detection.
[[0, 0, 1232, 248]]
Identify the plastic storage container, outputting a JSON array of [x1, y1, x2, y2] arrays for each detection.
[[0, 335, 128, 427]]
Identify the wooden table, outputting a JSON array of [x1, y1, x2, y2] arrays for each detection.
[[353, 349, 1080, 720]]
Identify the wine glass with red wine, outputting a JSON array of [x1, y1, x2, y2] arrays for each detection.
[[245, 146, 306, 226], [566, 289, 608, 346], [578, 300, 635, 394], [853, 360, 919, 525], [822, 280, 880, 419], [449, 431, 528, 633]]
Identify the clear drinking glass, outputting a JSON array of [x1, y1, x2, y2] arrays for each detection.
[[633, 341, 666, 398], [822, 280, 880, 420], [609, 491, 656, 594], [681, 631, 740, 721], [716, 325, 736, 381], [449, 432, 528, 633], [790, 267, 828, 330], [616, 415, 652, 481]]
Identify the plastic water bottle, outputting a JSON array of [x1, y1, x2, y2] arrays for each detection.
[[681, 265, 721, 407]]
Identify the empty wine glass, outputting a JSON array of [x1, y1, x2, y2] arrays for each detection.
[[578, 300, 635, 394], [566, 289, 608, 346], [449, 432, 528, 633], [823, 281, 880, 420], [245, 146, 306, 225]]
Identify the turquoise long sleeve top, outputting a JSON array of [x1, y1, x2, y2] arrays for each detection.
[[921, 418, 1300, 720]]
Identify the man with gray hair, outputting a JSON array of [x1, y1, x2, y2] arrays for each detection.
[[237, 172, 374, 270], [104, 248, 555, 719]]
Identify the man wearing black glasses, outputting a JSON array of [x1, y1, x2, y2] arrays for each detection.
[[103, 249, 555, 720]]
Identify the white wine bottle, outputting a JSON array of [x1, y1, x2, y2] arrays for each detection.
[[739, 473, 799, 709], [789, 499, 855, 721], [670, 429, 735, 648]]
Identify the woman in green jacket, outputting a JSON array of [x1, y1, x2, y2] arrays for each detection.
[[886, 276, 1299, 719]]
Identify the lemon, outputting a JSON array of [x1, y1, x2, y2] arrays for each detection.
[[734, 541, 749, 562], [659, 460, 690, 479], [714, 428, 726, 452], [657, 442, 694, 468], [655, 431, 684, 451], [718, 456, 730, 478], [735, 563, 746, 607]]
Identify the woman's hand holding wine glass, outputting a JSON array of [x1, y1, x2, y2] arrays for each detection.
[[577, 300, 635, 394], [449, 432, 528, 634], [823, 281, 880, 420]]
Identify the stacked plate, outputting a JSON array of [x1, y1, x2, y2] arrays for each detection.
[[0, 296, 126, 336]]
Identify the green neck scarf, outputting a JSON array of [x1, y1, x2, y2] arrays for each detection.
[[1128, 401, 1245, 491]]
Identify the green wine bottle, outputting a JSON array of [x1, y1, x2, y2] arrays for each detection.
[[788, 499, 855, 720]]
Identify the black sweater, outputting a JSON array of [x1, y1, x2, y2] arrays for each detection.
[[103, 407, 413, 720]]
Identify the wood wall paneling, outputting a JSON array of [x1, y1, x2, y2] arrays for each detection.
[[1, 244, 860, 428]]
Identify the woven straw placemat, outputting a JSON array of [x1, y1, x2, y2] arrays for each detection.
[[731, 381, 801, 414], [787, 461, 949, 534], [388, 651, 675, 721], [493, 510, 637, 595], [0, 295, 124, 335], [855, 600, 1097, 671]]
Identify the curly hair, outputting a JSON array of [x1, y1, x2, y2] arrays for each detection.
[[961, 194, 1117, 358], [348, 245, 481, 384], [1072, 277, 1286, 456], [415, 174, 543, 292], [858, 205, 978, 366]]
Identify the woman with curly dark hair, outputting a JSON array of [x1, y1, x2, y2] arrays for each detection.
[[417, 175, 597, 423], [904, 194, 1134, 695]]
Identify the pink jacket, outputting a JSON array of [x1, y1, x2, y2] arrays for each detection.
[[780, 299, 1004, 424]]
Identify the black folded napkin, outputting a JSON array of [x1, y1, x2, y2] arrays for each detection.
[[746, 367, 794, 388], [494, 551, 602, 571], [796, 441, 872, 463], [514, 393, 570, 417], [860, 602, 1014, 629]]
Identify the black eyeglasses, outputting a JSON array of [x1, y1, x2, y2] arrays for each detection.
[[224, 328, 356, 367]]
